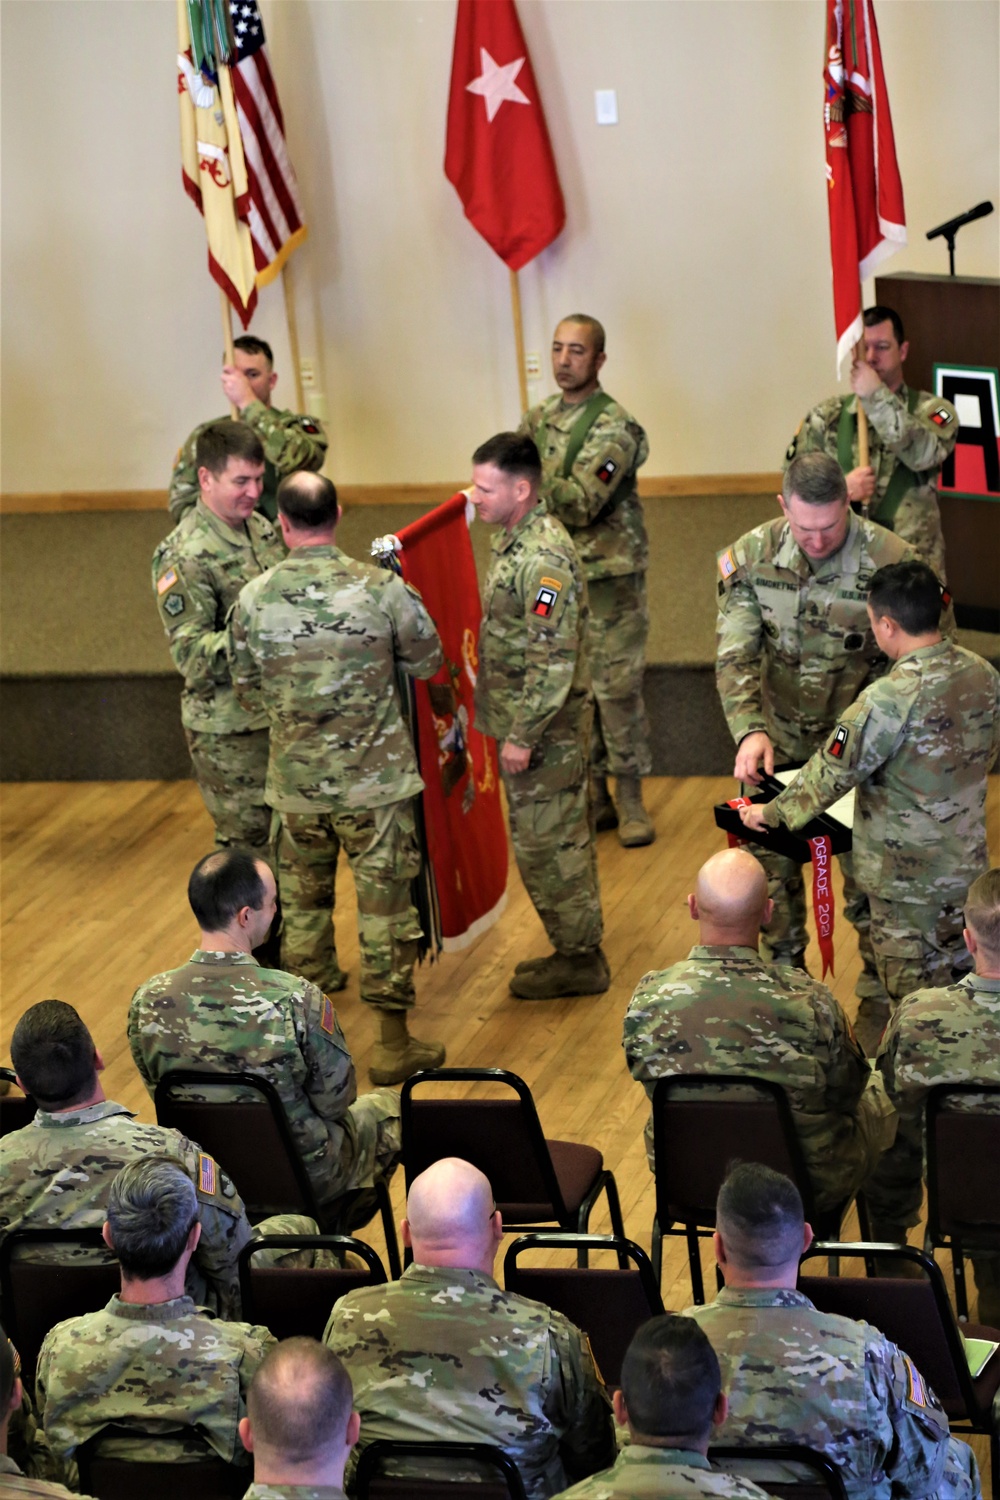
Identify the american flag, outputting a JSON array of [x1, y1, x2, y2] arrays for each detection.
[[229, 0, 307, 285]]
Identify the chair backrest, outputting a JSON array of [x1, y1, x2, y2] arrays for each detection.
[[0, 1228, 121, 1395], [502, 1233, 663, 1389], [652, 1074, 816, 1228], [926, 1082, 1000, 1246], [354, 1438, 527, 1500], [798, 1241, 982, 1420], [400, 1069, 568, 1223], [0, 1072, 36, 1137], [77, 1435, 249, 1499], [154, 1069, 320, 1222], [709, 1444, 848, 1500], [238, 1234, 387, 1342]]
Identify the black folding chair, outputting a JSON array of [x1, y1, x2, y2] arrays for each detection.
[[651, 1074, 863, 1302], [0, 1067, 36, 1136], [238, 1232, 386, 1342], [709, 1443, 848, 1499], [154, 1068, 400, 1276], [354, 1438, 527, 1499], [0, 1228, 120, 1396], [77, 1432, 249, 1499], [401, 1068, 624, 1266], [502, 1232, 663, 1389], [925, 1081, 1000, 1320]]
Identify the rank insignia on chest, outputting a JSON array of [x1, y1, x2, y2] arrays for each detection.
[[157, 568, 178, 596], [596, 457, 618, 484], [532, 577, 562, 617], [163, 593, 185, 617], [321, 996, 336, 1035], [199, 1153, 216, 1195], [828, 724, 849, 759], [930, 406, 953, 427]]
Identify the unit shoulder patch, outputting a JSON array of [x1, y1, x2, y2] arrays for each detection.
[[163, 592, 185, 617], [531, 576, 563, 618], [929, 405, 954, 428]]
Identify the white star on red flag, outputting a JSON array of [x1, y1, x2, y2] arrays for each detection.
[[466, 47, 530, 123]]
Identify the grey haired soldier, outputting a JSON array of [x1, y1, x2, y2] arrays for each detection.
[[240, 1339, 358, 1500], [324, 1158, 614, 1499], [519, 314, 654, 845], [551, 1316, 772, 1499], [128, 849, 400, 1222], [36, 1158, 276, 1467], [471, 432, 608, 1000], [228, 470, 445, 1084], [741, 561, 1000, 1030], [686, 1164, 980, 1500], [169, 334, 327, 523], [1, 1000, 316, 1320], [784, 306, 958, 580], [623, 848, 894, 1215], [865, 867, 1000, 1323], [716, 450, 914, 1021], [0, 1326, 95, 1499]]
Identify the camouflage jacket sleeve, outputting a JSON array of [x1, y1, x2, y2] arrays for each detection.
[[167, 428, 202, 521], [240, 401, 328, 476], [153, 544, 231, 692], [763, 678, 907, 832], [715, 550, 768, 746], [862, 385, 959, 475], [386, 576, 445, 680], [522, 407, 649, 530], [174, 1135, 253, 1319], [865, 1333, 953, 1496], [544, 1311, 616, 1482], [864, 1006, 927, 1228], [297, 986, 358, 1131], [227, 589, 264, 718], [508, 553, 582, 748]]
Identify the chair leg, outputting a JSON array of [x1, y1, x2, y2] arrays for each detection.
[[827, 1253, 841, 1277], [855, 1190, 872, 1242], [687, 1223, 705, 1306], [651, 1217, 662, 1288], [376, 1179, 401, 1280], [951, 1243, 969, 1322]]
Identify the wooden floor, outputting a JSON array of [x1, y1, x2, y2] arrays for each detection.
[[2, 775, 998, 1490]]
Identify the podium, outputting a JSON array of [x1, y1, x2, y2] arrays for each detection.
[[875, 272, 1000, 632]]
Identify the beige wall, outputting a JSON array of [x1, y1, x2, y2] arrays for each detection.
[[2, 0, 997, 493]]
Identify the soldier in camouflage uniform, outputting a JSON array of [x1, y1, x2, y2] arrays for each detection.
[[324, 1158, 614, 1499], [36, 1160, 276, 1468], [169, 335, 327, 524], [685, 1164, 980, 1500], [717, 451, 917, 1018], [741, 561, 1000, 1014], [1, 1001, 315, 1319], [519, 315, 654, 846], [1, 1328, 97, 1500], [552, 1316, 772, 1500], [239, 1339, 358, 1500], [784, 306, 958, 580], [128, 849, 401, 1223], [623, 848, 894, 1216], [229, 471, 445, 1084], [471, 432, 608, 999], [864, 867, 1000, 1324]]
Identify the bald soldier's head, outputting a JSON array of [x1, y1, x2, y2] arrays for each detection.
[[401, 1158, 503, 1276], [686, 849, 773, 948]]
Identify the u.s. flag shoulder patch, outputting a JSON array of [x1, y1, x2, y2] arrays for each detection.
[[198, 1153, 217, 1195], [718, 548, 738, 582], [321, 996, 336, 1035], [905, 1356, 927, 1407], [929, 405, 953, 427], [595, 456, 618, 484], [532, 576, 563, 617], [828, 723, 850, 759], [157, 567, 178, 596]]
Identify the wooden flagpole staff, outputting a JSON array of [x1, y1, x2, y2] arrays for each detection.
[[509, 269, 529, 416], [855, 319, 870, 468], [282, 264, 306, 414], [220, 288, 238, 418]]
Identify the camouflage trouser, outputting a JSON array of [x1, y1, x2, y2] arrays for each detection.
[[312, 1090, 402, 1218], [501, 720, 604, 956], [185, 726, 272, 859], [757, 846, 886, 1001], [586, 571, 652, 778], [248, 1212, 329, 1266], [279, 799, 422, 1010], [868, 893, 971, 1007], [940, 1437, 981, 1500]]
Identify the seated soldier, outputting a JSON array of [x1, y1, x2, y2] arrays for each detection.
[[36, 1158, 276, 1468], [324, 1157, 615, 1499], [623, 848, 894, 1217], [685, 1163, 980, 1500], [0, 1325, 93, 1499], [1, 999, 318, 1319], [128, 849, 400, 1225], [552, 1315, 771, 1498], [239, 1338, 359, 1500]]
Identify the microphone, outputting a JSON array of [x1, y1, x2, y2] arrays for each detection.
[[926, 201, 994, 241]]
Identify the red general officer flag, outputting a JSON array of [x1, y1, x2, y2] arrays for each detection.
[[445, 0, 565, 271], [824, 0, 906, 372]]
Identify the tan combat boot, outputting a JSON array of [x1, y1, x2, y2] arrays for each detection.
[[509, 948, 610, 1000], [591, 774, 619, 832], [369, 1010, 446, 1085], [615, 776, 655, 847]]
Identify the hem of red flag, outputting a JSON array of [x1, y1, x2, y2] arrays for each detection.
[[439, 888, 508, 952], [836, 311, 864, 377], [858, 223, 907, 283], [255, 224, 309, 289], [208, 253, 258, 329], [181, 168, 203, 213]]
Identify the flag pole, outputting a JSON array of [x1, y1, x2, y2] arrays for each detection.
[[220, 288, 238, 418], [509, 269, 528, 415], [854, 323, 870, 468], [281, 264, 306, 413]]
